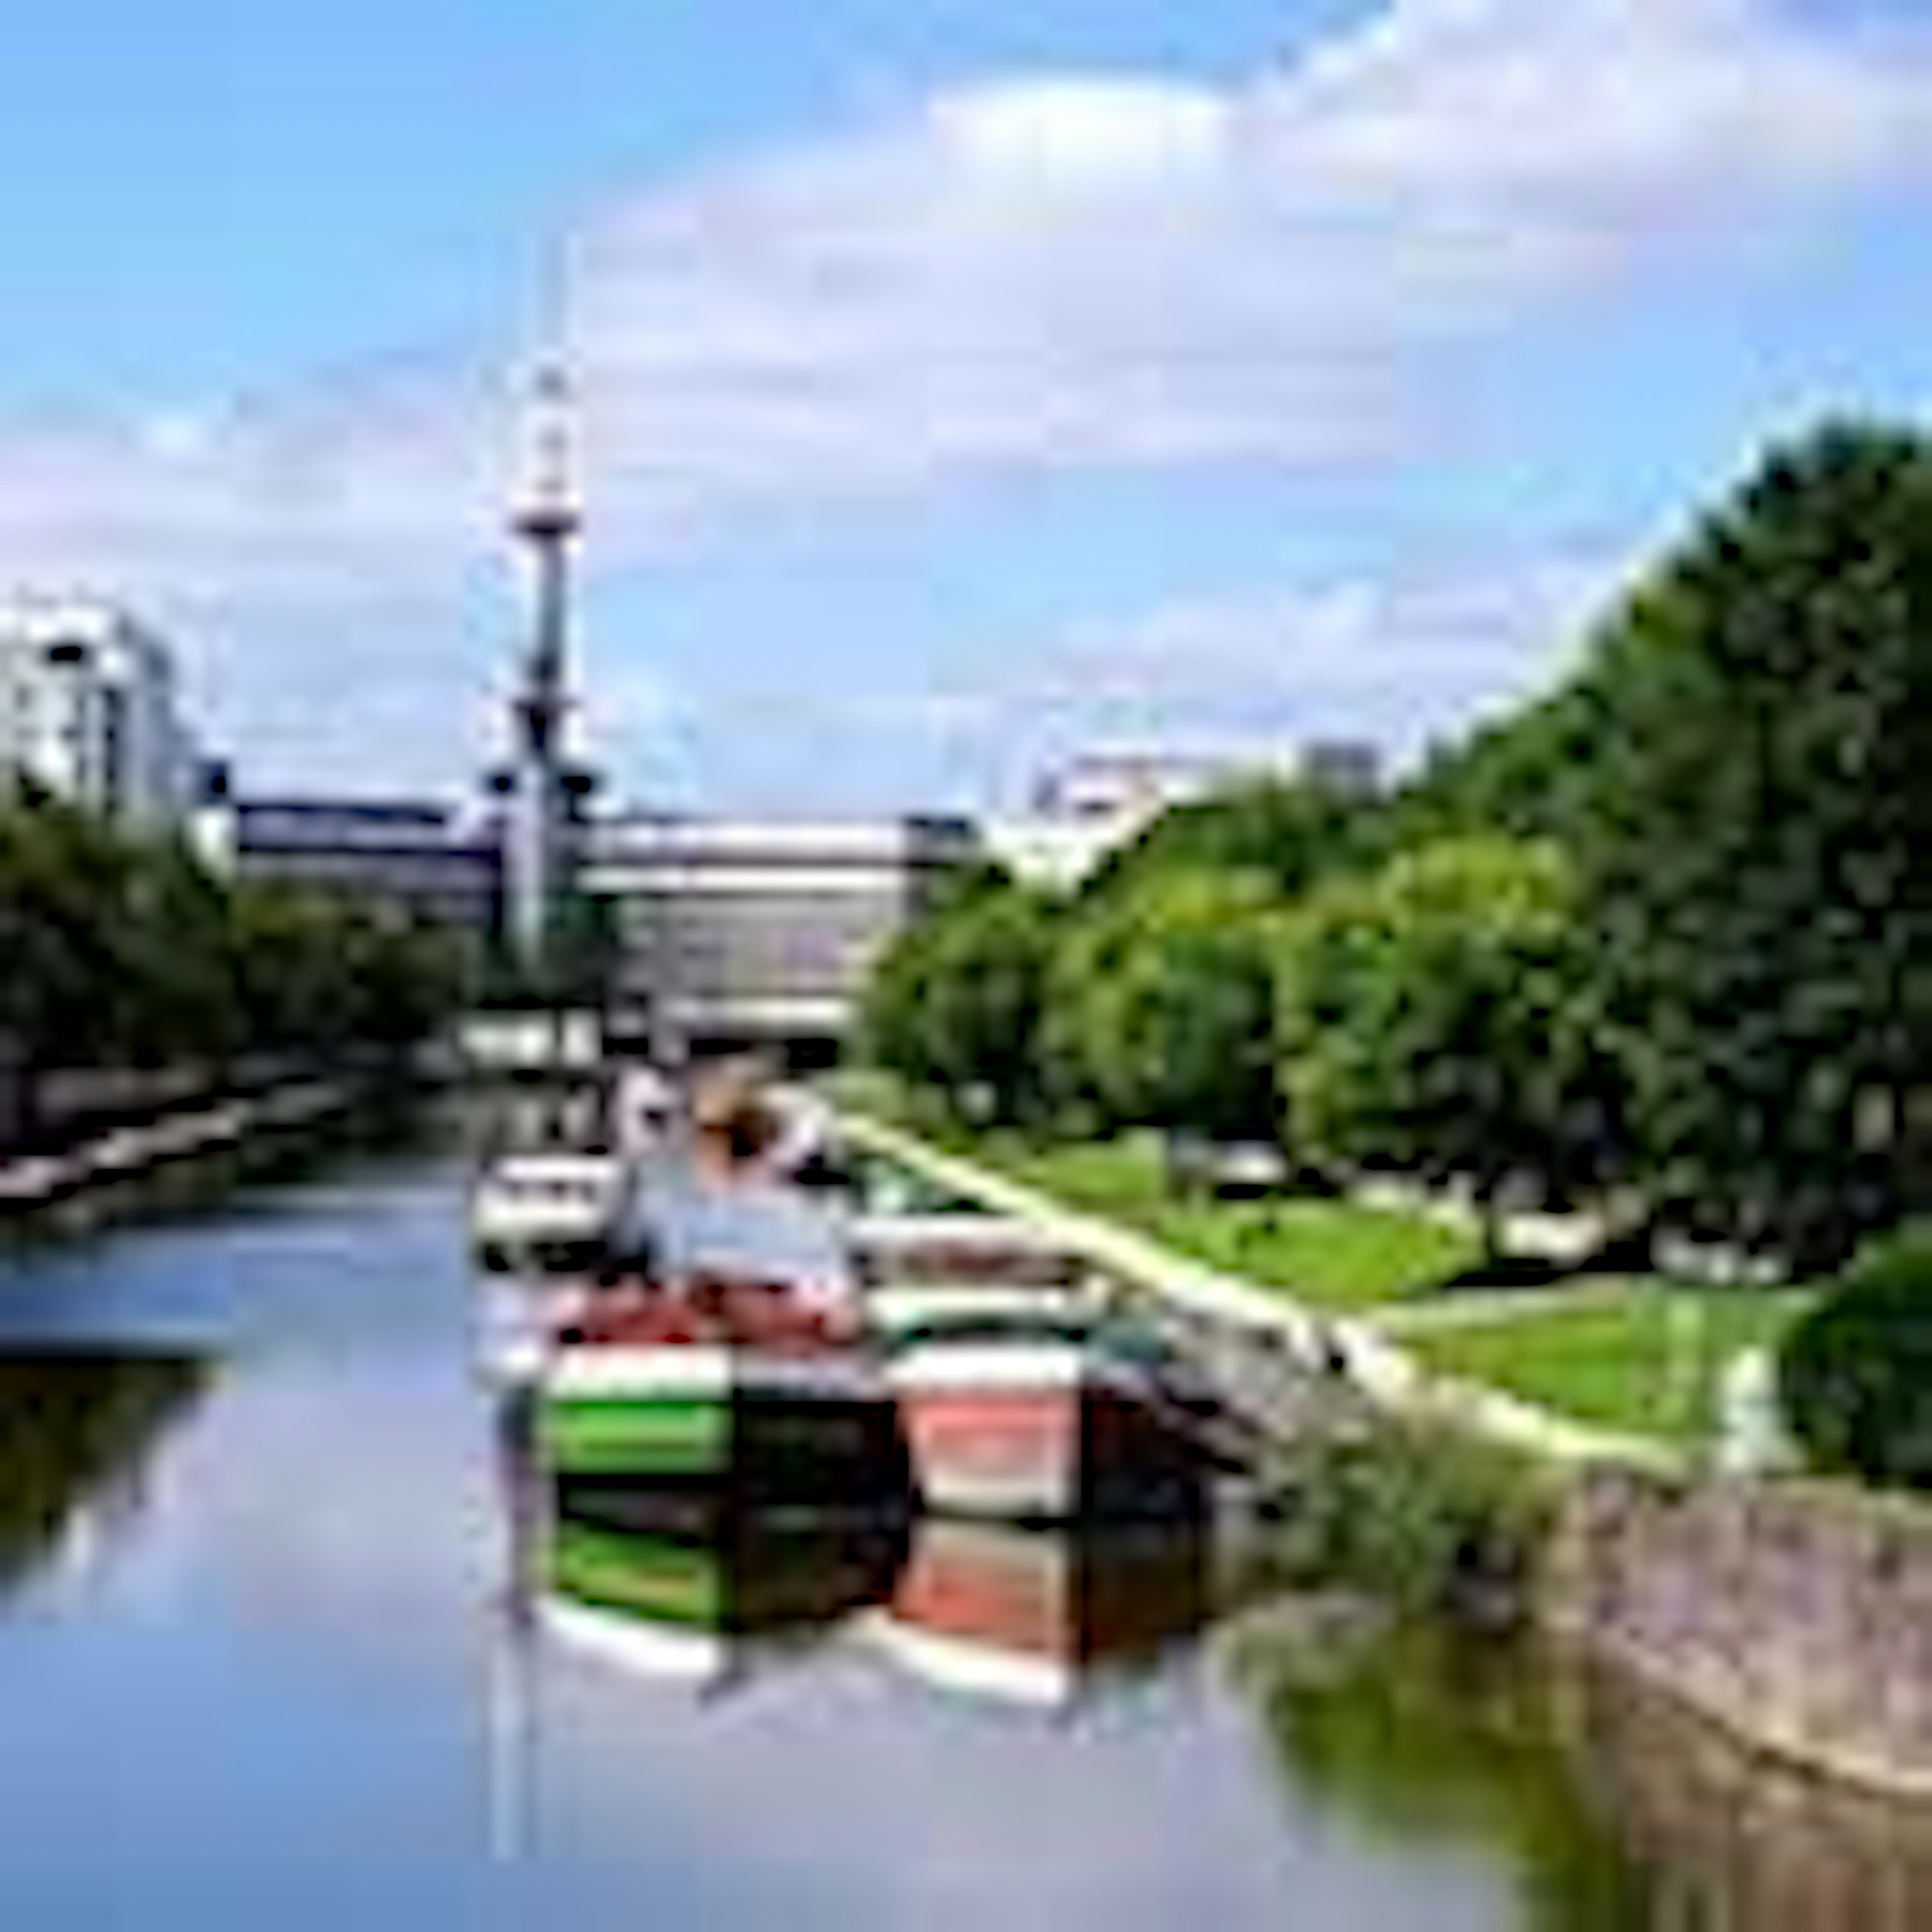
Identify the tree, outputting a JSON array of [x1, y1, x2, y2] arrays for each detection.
[[861, 868, 1059, 1123], [1780, 1224, 1932, 1491], [1274, 838, 1623, 1239], [1391, 420, 1930, 1264], [1554, 423, 1929, 1264], [1043, 868, 1282, 1140], [0, 785, 463, 1101], [1085, 774, 1385, 907]]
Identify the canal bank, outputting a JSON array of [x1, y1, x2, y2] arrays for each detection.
[[0, 1052, 451, 1216], [833, 1102, 1932, 1806], [11, 1128, 1932, 1924], [2, 1135, 1928, 1926]]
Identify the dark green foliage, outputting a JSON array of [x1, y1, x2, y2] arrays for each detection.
[[1085, 774, 1384, 906], [1043, 868, 1282, 1139], [1408, 422, 1927, 1261], [1780, 1224, 1932, 1490], [860, 868, 1059, 1124], [1258, 1412, 1553, 1624], [1275, 837, 1628, 1217], [866, 420, 1927, 1267], [0, 789, 463, 1095]]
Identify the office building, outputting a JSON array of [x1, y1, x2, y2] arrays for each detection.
[[192, 792, 503, 932], [584, 815, 978, 1067], [0, 599, 199, 823]]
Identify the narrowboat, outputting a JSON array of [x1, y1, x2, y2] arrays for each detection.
[[848, 1213, 1090, 1292], [876, 1287, 1215, 1522], [498, 1280, 907, 1510]]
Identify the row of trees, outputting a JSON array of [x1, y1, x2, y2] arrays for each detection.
[[0, 788, 467, 1096], [865, 420, 1930, 1267]]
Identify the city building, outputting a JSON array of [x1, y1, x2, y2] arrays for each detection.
[[583, 815, 979, 1067], [0, 599, 200, 823], [980, 752, 1226, 888], [985, 744, 1381, 889], [192, 792, 502, 932]]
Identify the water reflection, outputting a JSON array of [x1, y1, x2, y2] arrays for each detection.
[[531, 1490, 908, 1694], [1227, 1607, 1644, 1930], [863, 1515, 1221, 1713], [0, 1139, 1926, 1928], [0, 1351, 211, 1596]]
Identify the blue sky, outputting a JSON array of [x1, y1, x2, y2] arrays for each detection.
[[0, 0, 1927, 813]]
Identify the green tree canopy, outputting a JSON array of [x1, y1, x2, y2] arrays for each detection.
[[861, 868, 1059, 1124], [1085, 774, 1385, 906], [1562, 423, 1925, 1259], [1275, 837, 1622, 1223], [0, 788, 463, 1092], [1043, 867, 1282, 1138]]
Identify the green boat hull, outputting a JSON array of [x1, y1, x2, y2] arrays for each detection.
[[534, 1350, 905, 1505], [542, 1394, 731, 1479]]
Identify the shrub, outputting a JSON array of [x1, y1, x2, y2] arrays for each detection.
[[1780, 1224, 1932, 1490], [1257, 1412, 1554, 1628]]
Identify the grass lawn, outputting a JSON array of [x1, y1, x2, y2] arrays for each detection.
[[1405, 1288, 1818, 1444], [944, 1129, 1481, 1314], [831, 1076, 1830, 1447]]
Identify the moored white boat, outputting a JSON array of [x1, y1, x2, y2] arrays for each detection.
[[469, 1150, 627, 1274]]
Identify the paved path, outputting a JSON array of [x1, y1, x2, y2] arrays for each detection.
[[1371, 1276, 1646, 1337], [836, 1108, 1679, 1473]]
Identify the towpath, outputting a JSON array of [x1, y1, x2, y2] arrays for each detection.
[[835, 1106, 1679, 1473]]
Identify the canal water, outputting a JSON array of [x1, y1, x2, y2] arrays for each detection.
[[1, 1132, 1926, 1929]]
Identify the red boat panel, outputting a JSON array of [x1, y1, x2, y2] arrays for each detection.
[[900, 1385, 1083, 1495], [894, 1524, 1071, 1661], [556, 1278, 856, 1354]]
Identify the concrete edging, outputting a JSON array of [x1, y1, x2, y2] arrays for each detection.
[[835, 1108, 1677, 1472]]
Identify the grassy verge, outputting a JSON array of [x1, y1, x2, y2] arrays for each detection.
[[830, 1073, 1824, 1452], [986, 1135, 1482, 1313], [832, 1075, 1480, 1313], [1405, 1289, 1817, 1444]]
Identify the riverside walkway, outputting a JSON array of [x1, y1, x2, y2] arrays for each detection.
[[835, 1106, 1679, 1473], [0, 1078, 359, 1213]]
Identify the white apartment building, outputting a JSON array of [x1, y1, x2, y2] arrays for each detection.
[[0, 600, 199, 823], [986, 745, 1382, 889]]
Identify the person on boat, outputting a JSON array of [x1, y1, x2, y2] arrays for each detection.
[[615, 1071, 863, 1339], [758, 1083, 845, 1189], [610, 1062, 677, 1157]]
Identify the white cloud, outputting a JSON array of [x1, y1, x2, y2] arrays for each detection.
[[784, 551, 1626, 806], [0, 1, 1921, 788], [568, 0, 1932, 530]]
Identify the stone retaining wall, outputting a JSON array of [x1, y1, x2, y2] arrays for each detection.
[[1557, 1651, 1932, 1928], [1547, 1471, 1932, 1801]]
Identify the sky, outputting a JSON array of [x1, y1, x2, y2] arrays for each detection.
[[0, 0, 1927, 815]]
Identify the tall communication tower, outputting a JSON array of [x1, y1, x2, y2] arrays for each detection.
[[503, 363, 590, 987]]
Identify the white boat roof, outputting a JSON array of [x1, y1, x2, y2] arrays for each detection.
[[545, 1345, 886, 1401], [867, 1284, 1104, 1330], [484, 1151, 625, 1182], [846, 1213, 1066, 1254]]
